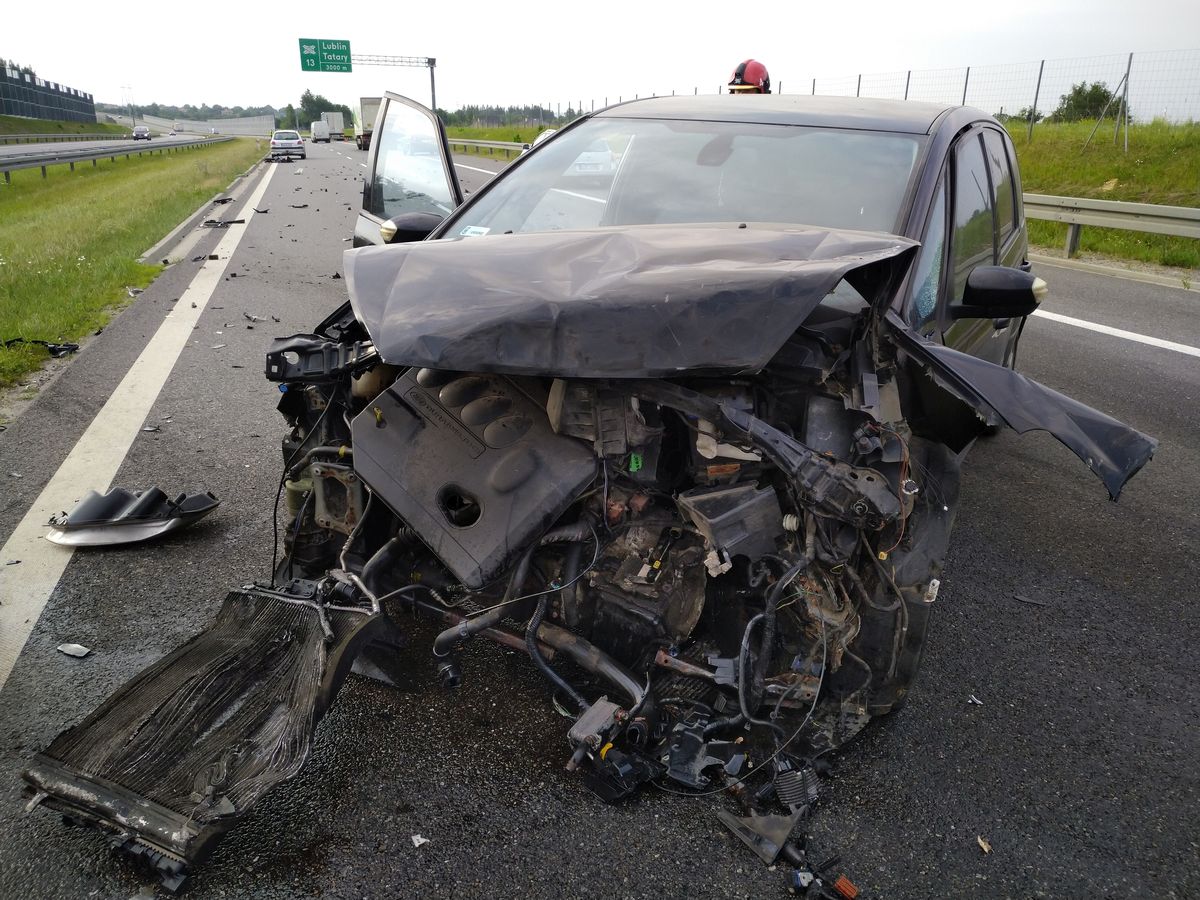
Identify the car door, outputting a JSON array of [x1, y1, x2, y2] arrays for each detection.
[[353, 93, 464, 248]]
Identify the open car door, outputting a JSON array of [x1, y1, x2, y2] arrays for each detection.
[[353, 93, 463, 248]]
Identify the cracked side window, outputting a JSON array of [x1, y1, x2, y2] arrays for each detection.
[[910, 179, 946, 331]]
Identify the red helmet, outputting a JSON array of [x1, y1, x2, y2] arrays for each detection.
[[729, 59, 771, 94]]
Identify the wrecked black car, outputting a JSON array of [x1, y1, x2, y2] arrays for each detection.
[[23, 94, 1156, 891]]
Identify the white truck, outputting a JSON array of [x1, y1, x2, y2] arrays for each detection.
[[320, 111, 346, 141], [354, 97, 382, 151], [309, 120, 331, 143]]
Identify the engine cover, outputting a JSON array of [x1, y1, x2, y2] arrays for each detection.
[[351, 369, 596, 589]]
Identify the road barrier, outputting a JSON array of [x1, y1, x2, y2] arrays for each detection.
[[0, 132, 132, 145], [0, 137, 233, 183], [447, 138, 525, 159], [1023, 194, 1200, 257]]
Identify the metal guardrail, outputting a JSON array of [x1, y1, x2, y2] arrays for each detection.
[[1023, 193, 1200, 256], [447, 139, 525, 159], [0, 132, 133, 145], [0, 137, 234, 182]]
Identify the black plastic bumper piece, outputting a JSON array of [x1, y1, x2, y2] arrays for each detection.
[[23, 586, 383, 891]]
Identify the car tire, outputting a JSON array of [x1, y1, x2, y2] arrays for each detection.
[[300, 154, 306, 160]]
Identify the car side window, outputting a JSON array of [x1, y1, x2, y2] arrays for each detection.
[[949, 133, 995, 303], [909, 179, 946, 330], [982, 129, 1016, 244]]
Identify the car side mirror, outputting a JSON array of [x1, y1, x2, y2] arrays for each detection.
[[950, 266, 1047, 319], [379, 211, 445, 244]]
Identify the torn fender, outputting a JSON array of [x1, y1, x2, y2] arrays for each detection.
[[885, 310, 1156, 500]]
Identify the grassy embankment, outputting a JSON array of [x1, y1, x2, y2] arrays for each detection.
[[0, 114, 129, 136], [1006, 119, 1199, 268], [0, 137, 266, 390]]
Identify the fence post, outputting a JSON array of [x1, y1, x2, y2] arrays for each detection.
[[904, 70, 911, 100], [856, 74, 861, 97], [1028, 60, 1044, 142], [811, 78, 816, 95], [1065, 223, 1082, 258], [961, 67, 970, 105], [1115, 52, 1132, 150]]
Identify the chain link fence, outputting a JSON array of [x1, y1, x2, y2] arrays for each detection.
[[465, 49, 1200, 134]]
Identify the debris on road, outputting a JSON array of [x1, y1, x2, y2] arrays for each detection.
[[968, 694, 984, 706], [213, 197, 234, 205], [125, 286, 144, 297], [8, 471, 22, 478], [331, 272, 341, 280], [245, 314, 266, 323], [211, 344, 226, 350], [56, 643, 91, 658], [45, 488, 221, 547], [1013, 593, 1048, 607], [2, 338, 79, 358], [254, 208, 269, 214], [141, 424, 162, 433], [202, 219, 246, 229], [4, 559, 20, 565], [977, 836, 992, 855], [411, 835, 430, 848], [289, 204, 308, 209]]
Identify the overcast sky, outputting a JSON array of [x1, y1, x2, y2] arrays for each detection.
[[8, 0, 1200, 113]]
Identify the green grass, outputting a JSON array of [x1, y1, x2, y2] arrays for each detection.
[[0, 138, 266, 389], [1007, 119, 1200, 268], [0, 114, 128, 136]]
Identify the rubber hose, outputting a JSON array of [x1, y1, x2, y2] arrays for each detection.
[[526, 594, 590, 713]]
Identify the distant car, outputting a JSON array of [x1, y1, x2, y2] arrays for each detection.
[[270, 130, 306, 160], [168, 130, 177, 136], [210, 127, 219, 135], [132, 126, 151, 141], [519, 128, 557, 156], [564, 138, 617, 180]]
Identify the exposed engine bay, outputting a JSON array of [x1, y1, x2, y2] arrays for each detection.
[[256, 274, 969, 819], [23, 226, 1156, 892]]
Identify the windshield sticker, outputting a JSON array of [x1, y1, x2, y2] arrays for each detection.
[[459, 225, 490, 237]]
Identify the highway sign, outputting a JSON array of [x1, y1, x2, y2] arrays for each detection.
[[299, 39, 353, 73]]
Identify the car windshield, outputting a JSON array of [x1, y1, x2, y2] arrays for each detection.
[[446, 118, 924, 239], [275, 131, 300, 141]]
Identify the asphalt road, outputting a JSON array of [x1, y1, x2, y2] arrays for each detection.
[[0, 145, 1196, 899]]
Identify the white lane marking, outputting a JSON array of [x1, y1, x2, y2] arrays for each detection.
[[551, 188, 606, 204], [359, 163, 367, 168], [454, 163, 498, 175], [0, 163, 279, 692], [1032, 309, 1200, 358]]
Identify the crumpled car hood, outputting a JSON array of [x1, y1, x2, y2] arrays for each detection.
[[344, 224, 918, 377]]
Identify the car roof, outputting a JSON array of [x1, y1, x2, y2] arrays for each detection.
[[595, 94, 964, 135]]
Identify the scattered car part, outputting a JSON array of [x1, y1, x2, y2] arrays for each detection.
[[56, 643, 90, 658], [2, 338, 79, 358], [45, 488, 220, 547]]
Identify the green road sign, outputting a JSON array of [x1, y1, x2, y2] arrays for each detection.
[[299, 39, 352, 73]]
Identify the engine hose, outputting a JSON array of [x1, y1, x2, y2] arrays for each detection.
[[526, 595, 590, 713], [536, 622, 645, 710], [738, 613, 786, 738], [703, 713, 747, 738], [432, 544, 535, 658], [754, 558, 809, 713], [361, 534, 411, 595]]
